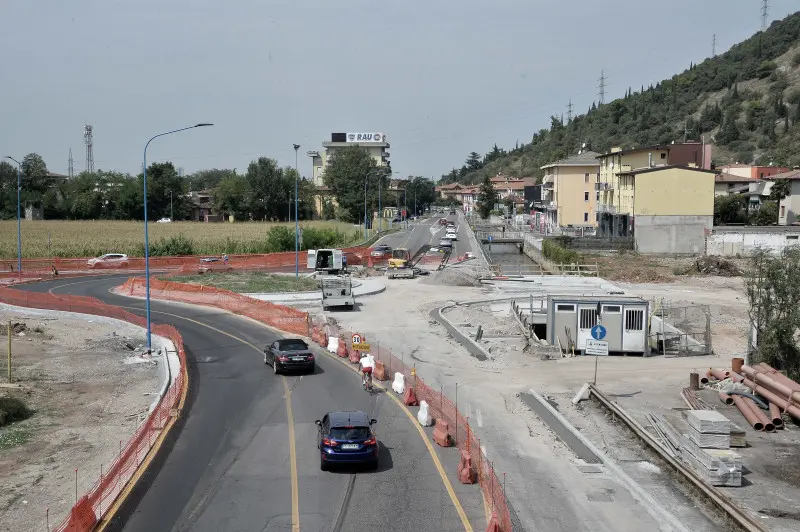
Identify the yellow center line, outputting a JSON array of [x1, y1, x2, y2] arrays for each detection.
[[282, 377, 301, 531]]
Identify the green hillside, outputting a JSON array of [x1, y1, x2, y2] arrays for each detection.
[[442, 11, 800, 184]]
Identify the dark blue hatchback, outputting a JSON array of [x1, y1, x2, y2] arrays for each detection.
[[316, 411, 378, 471]]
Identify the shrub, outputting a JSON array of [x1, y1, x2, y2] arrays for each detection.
[[264, 226, 295, 253], [301, 227, 348, 250], [542, 239, 581, 264], [147, 234, 196, 256], [0, 397, 33, 427]]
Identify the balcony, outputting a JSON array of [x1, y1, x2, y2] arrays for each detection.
[[594, 182, 614, 191], [596, 204, 617, 214], [620, 164, 633, 173], [542, 181, 554, 189]]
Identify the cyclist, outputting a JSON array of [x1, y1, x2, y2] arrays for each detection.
[[359, 352, 374, 390]]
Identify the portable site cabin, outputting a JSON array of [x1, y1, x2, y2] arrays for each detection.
[[321, 275, 355, 311], [546, 295, 650, 355], [308, 249, 344, 274]]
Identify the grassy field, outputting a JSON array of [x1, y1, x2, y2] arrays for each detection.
[[166, 272, 319, 293], [0, 220, 363, 259]]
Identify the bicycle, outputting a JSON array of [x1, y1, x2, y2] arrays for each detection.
[[360, 354, 374, 392]]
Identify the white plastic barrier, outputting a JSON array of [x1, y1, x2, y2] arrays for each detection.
[[392, 372, 405, 394], [327, 336, 338, 353], [417, 400, 433, 426]]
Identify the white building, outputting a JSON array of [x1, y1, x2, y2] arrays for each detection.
[[308, 132, 390, 186]]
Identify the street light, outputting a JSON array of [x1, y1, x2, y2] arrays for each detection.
[[293, 143, 300, 278], [3, 156, 21, 275], [363, 167, 389, 240], [142, 123, 213, 353]]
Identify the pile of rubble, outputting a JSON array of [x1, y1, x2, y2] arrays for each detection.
[[691, 256, 742, 276]]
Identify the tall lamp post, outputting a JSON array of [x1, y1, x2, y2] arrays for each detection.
[[293, 143, 300, 278], [142, 123, 213, 353], [3, 156, 22, 275], [363, 167, 389, 240]]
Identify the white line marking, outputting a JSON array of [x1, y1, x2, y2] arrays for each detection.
[[476, 409, 483, 428]]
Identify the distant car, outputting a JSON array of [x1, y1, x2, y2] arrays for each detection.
[[198, 257, 232, 274], [316, 411, 378, 471], [439, 218, 449, 226], [370, 245, 393, 258], [87, 253, 129, 269], [439, 238, 453, 248], [264, 338, 315, 374], [157, 217, 172, 223], [450, 209, 456, 215], [445, 231, 458, 240]]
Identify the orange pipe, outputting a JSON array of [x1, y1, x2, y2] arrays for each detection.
[[743, 396, 775, 432], [718, 392, 734, 405], [742, 365, 800, 406], [731, 394, 763, 431], [756, 363, 800, 391], [769, 402, 784, 429], [741, 376, 800, 420]]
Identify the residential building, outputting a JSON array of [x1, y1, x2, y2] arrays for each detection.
[[490, 174, 535, 199], [188, 190, 219, 221], [766, 169, 800, 225], [612, 165, 716, 254], [461, 186, 479, 214], [540, 151, 601, 228], [714, 173, 758, 196], [435, 182, 469, 202], [308, 132, 390, 187], [719, 164, 789, 180]]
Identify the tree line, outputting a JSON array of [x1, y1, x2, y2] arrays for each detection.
[[441, 11, 800, 185], [0, 147, 436, 223]]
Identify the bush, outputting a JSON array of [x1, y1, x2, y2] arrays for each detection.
[[0, 397, 33, 427], [147, 234, 195, 256], [301, 227, 349, 250], [542, 239, 581, 264], [264, 226, 295, 253]]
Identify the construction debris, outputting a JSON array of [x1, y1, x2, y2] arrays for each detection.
[[691, 256, 742, 276], [681, 435, 743, 487], [681, 387, 716, 410]]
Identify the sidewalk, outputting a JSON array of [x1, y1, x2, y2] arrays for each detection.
[[245, 278, 386, 302]]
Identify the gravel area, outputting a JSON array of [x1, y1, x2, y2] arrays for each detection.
[[0, 306, 159, 532]]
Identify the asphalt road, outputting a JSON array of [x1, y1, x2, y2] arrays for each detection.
[[18, 275, 470, 532], [376, 211, 476, 259]]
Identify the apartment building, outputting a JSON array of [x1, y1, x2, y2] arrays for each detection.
[[615, 165, 716, 253], [540, 151, 601, 228], [308, 132, 390, 186], [718, 164, 789, 180], [766, 169, 800, 225], [714, 173, 758, 196]]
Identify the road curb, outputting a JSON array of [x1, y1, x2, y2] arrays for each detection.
[[430, 303, 493, 361]]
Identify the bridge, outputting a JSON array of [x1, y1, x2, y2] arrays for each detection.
[[476, 231, 526, 244]]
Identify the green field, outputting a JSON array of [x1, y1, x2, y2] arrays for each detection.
[[166, 272, 319, 293], [0, 220, 364, 259]]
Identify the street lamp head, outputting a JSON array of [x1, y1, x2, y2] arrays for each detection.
[[194, 123, 214, 127], [293, 144, 301, 150]]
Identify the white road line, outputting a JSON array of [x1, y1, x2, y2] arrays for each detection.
[[476, 409, 483, 428]]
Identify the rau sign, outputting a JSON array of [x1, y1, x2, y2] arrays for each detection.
[[346, 132, 386, 142]]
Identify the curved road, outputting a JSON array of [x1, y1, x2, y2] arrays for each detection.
[[19, 275, 471, 532]]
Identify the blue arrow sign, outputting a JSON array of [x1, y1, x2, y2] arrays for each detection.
[[590, 325, 607, 340], [487, 235, 493, 242]]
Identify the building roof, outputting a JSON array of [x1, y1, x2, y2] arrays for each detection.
[[540, 151, 601, 169], [715, 173, 758, 183], [595, 145, 671, 159], [764, 169, 800, 181], [617, 164, 718, 176]]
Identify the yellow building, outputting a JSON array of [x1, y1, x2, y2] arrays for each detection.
[[540, 151, 600, 228], [615, 165, 716, 254]]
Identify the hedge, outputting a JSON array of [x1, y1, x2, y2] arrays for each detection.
[[542, 239, 581, 264]]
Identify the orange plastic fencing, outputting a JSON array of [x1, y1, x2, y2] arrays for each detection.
[[0, 287, 188, 532], [312, 318, 513, 531], [119, 277, 310, 336]]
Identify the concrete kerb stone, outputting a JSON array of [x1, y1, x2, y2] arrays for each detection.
[[245, 278, 386, 303], [525, 388, 691, 532], [431, 303, 493, 361]]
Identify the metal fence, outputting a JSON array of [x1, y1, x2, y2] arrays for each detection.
[[648, 298, 713, 356]]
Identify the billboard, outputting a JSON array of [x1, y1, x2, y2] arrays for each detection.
[[346, 132, 386, 143]]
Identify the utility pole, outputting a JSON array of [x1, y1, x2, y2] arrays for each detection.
[[84, 124, 94, 173], [68, 148, 74, 179], [567, 98, 573, 123], [293, 143, 300, 278], [169, 191, 173, 220], [712, 34, 717, 57], [598, 71, 606, 106], [761, 0, 769, 32]]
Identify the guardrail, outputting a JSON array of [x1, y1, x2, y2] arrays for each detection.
[[0, 287, 188, 532], [314, 317, 513, 531]]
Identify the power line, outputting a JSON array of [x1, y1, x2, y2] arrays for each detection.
[[712, 34, 716, 57], [567, 98, 574, 123], [598, 70, 606, 106], [761, 0, 769, 31]]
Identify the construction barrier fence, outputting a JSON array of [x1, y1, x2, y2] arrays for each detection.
[[0, 287, 187, 532], [312, 317, 513, 531]]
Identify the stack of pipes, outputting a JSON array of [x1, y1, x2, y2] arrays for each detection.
[[707, 361, 799, 433]]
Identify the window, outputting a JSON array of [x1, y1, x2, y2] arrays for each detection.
[[579, 308, 597, 329], [625, 309, 644, 331], [787, 235, 799, 240], [584, 212, 589, 222], [584, 173, 590, 183], [660, 153, 667, 159], [596, 173, 600, 182], [556, 304, 575, 312], [596, 191, 600, 201], [781, 205, 786, 217], [760, 173, 765, 178], [584, 191, 589, 201], [602, 305, 622, 313]]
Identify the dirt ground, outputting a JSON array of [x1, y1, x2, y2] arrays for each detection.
[[0, 307, 158, 532], [588, 252, 749, 284]]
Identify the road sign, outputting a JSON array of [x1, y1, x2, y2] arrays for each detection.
[[585, 340, 609, 356], [487, 235, 493, 242], [352, 334, 363, 345], [352, 343, 371, 351], [590, 325, 607, 340]]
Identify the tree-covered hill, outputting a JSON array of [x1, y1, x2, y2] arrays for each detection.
[[442, 11, 800, 184]]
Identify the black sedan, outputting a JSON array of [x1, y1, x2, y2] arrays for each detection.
[[264, 338, 315, 374]]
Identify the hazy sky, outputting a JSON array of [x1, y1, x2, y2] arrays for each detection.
[[2, 1, 797, 179]]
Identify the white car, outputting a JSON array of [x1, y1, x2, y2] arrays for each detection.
[[87, 253, 129, 269], [157, 217, 172, 223], [445, 231, 458, 241]]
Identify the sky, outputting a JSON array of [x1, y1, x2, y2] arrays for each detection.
[[1, 0, 798, 180]]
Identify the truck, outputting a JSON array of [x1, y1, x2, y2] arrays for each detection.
[[307, 249, 344, 274], [321, 275, 355, 311]]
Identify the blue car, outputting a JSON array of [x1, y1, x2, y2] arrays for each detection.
[[316, 411, 379, 471]]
